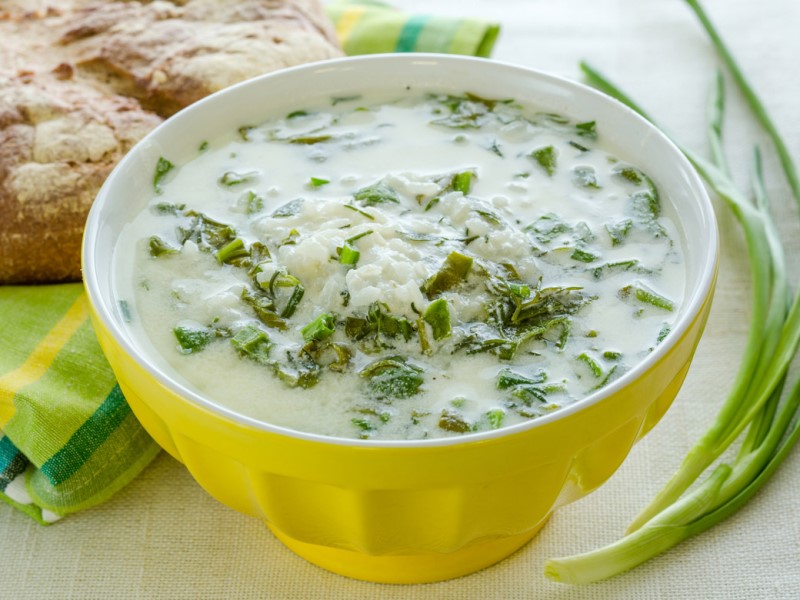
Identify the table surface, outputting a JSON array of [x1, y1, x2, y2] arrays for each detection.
[[3, 1, 800, 598]]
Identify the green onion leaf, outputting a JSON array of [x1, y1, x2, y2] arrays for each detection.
[[301, 313, 336, 343]]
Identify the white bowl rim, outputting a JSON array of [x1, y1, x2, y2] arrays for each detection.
[[83, 53, 718, 449]]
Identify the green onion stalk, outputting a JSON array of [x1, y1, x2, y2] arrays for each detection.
[[545, 0, 800, 584]]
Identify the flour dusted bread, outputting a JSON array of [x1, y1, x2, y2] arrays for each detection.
[[0, 72, 163, 283], [60, 0, 342, 116], [0, 0, 342, 283]]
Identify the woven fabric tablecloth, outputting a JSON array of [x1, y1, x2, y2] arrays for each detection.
[[2, 1, 799, 598]]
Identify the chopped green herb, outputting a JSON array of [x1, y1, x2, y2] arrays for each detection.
[[198, 141, 209, 152], [301, 313, 336, 343], [148, 235, 179, 257], [572, 166, 600, 189], [451, 171, 473, 195], [231, 326, 271, 365], [526, 213, 571, 244], [331, 94, 362, 105], [309, 177, 330, 188], [438, 408, 472, 433], [487, 139, 504, 157], [619, 281, 675, 311], [591, 260, 642, 280], [173, 323, 212, 354], [241, 287, 286, 330], [345, 302, 415, 352], [423, 298, 451, 341], [360, 356, 424, 400], [151, 202, 186, 216], [656, 323, 671, 344], [614, 165, 646, 185], [271, 198, 304, 218], [571, 246, 601, 263], [178, 212, 236, 250], [288, 134, 332, 145], [421, 251, 473, 298], [577, 352, 604, 378], [531, 145, 558, 176], [219, 170, 257, 186], [497, 368, 547, 390], [569, 140, 590, 152], [272, 349, 319, 388], [244, 191, 264, 215], [266, 269, 305, 318], [576, 120, 598, 139], [605, 219, 633, 246], [354, 182, 400, 206], [286, 110, 309, 119], [153, 156, 174, 193], [343, 203, 375, 220], [486, 408, 505, 429], [215, 238, 249, 264], [238, 125, 255, 141]]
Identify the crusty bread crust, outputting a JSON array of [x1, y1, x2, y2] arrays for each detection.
[[0, 1, 342, 283]]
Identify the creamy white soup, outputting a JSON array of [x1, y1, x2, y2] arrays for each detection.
[[114, 93, 685, 440]]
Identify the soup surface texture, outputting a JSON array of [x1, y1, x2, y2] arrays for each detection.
[[115, 93, 685, 440]]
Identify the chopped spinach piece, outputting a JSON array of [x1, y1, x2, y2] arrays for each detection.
[[271, 198, 304, 218], [421, 251, 473, 298], [148, 235, 178, 257], [241, 287, 287, 330], [619, 281, 675, 311], [572, 166, 600, 189], [571, 245, 600, 263], [486, 408, 505, 429], [173, 323, 212, 354], [178, 212, 236, 250], [309, 177, 330, 188], [231, 326, 272, 365], [153, 156, 174, 193], [219, 170, 257, 186], [360, 356, 424, 400], [244, 191, 264, 215], [345, 302, 415, 352], [354, 182, 400, 206], [151, 202, 186, 216], [526, 213, 570, 244], [605, 219, 633, 246], [438, 408, 472, 433], [531, 145, 557, 176], [576, 120, 598, 139], [238, 125, 256, 141], [423, 298, 451, 341]]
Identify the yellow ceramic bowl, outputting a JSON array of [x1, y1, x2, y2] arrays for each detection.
[[83, 55, 718, 584]]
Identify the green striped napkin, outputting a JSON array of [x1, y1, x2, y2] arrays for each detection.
[[0, 2, 499, 524], [327, 0, 500, 57], [0, 285, 160, 523]]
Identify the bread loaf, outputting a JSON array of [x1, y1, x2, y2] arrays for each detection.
[[0, 0, 342, 283]]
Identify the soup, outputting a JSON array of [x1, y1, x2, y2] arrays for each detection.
[[114, 92, 684, 440]]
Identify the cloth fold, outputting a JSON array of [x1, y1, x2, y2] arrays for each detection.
[[0, 2, 499, 523]]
